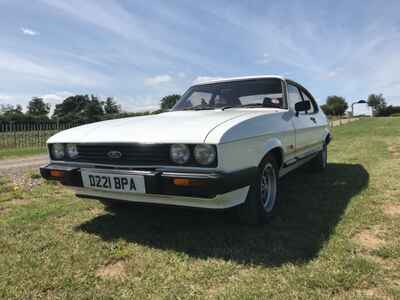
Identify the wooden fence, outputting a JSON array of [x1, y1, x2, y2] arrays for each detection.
[[328, 117, 360, 128], [0, 123, 78, 150]]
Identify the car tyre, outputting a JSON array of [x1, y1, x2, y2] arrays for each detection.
[[236, 154, 279, 225], [308, 143, 327, 172]]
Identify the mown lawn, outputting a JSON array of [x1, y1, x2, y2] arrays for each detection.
[[1, 117, 399, 299]]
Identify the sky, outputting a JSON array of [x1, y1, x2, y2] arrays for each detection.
[[1, 0, 400, 112]]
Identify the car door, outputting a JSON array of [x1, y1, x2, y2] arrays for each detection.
[[299, 88, 326, 152], [286, 83, 318, 159]]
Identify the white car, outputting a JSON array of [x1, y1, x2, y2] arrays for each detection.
[[41, 75, 331, 224]]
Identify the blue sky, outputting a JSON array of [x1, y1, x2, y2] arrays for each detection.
[[1, 0, 400, 112]]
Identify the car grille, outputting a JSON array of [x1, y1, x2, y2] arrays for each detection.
[[74, 143, 172, 166]]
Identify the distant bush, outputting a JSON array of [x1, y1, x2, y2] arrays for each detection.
[[379, 105, 400, 116]]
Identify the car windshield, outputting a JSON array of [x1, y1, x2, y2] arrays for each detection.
[[173, 78, 284, 111]]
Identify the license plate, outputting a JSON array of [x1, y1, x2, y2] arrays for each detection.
[[81, 169, 146, 193]]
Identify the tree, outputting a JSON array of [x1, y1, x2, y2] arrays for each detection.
[[325, 96, 348, 116], [82, 95, 104, 122], [0, 104, 25, 123], [160, 94, 180, 111], [367, 93, 387, 116], [53, 95, 90, 122], [1, 104, 23, 116], [0, 104, 14, 115], [104, 97, 121, 114], [27, 97, 50, 117], [381, 105, 400, 116], [320, 104, 331, 116], [53, 94, 106, 123]]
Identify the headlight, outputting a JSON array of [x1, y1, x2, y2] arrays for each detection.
[[66, 143, 79, 159], [194, 144, 216, 166], [170, 144, 190, 164], [51, 144, 65, 160]]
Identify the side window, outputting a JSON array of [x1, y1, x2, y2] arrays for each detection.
[[301, 90, 318, 114], [287, 84, 303, 108]]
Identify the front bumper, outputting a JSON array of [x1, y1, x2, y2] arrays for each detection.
[[40, 164, 257, 199]]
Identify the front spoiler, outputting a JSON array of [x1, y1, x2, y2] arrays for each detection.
[[40, 164, 257, 199]]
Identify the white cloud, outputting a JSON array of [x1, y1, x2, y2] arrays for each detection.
[[0, 94, 17, 102], [41, 91, 73, 104], [40, 92, 74, 115], [39, 0, 213, 70], [132, 104, 160, 112], [326, 71, 337, 79], [0, 51, 110, 87], [21, 27, 39, 36], [144, 75, 173, 86], [192, 76, 226, 85], [121, 95, 161, 112], [256, 53, 271, 64]]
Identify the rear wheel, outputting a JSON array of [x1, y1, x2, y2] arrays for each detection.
[[308, 143, 327, 172], [236, 154, 279, 225]]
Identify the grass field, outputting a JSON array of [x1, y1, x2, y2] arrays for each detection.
[[0, 147, 46, 160], [0, 118, 399, 299]]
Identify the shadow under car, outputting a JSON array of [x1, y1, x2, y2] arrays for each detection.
[[76, 163, 369, 267]]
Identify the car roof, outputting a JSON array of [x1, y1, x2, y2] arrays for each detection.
[[192, 75, 288, 86]]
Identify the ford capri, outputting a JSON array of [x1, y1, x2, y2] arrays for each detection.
[[40, 76, 331, 224]]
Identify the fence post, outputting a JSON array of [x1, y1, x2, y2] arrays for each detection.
[[0, 123, 3, 149], [11, 122, 16, 148]]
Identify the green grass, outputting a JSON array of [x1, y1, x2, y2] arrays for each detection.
[[1, 118, 400, 299], [0, 147, 46, 160]]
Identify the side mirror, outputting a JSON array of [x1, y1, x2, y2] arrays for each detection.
[[295, 101, 311, 115]]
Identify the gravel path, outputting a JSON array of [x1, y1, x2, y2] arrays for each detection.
[[0, 154, 49, 176]]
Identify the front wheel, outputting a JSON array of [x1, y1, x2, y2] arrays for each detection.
[[235, 154, 279, 225]]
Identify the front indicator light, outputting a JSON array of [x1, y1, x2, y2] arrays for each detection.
[[173, 178, 207, 187], [50, 170, 64, 178]]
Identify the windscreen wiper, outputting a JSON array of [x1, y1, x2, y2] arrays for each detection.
[[221, 103, 263, 110], [183, 105, 215, 111], [238, 103, 264, 108]]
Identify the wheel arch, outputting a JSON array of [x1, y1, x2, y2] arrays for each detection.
[[323, 128, 332, 145], [261, 138, 284, 170]]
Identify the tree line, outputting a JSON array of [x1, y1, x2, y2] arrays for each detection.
[[1, 91, 398, 125], [0, 95, 122, 124], [320, 93, 399, 117], [0, 94, 181, 124]]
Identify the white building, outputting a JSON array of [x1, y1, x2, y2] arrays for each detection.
[[352, 103, 373, 116]]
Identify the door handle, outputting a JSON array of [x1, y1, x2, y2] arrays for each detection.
[[310, 117, 317, 124]]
